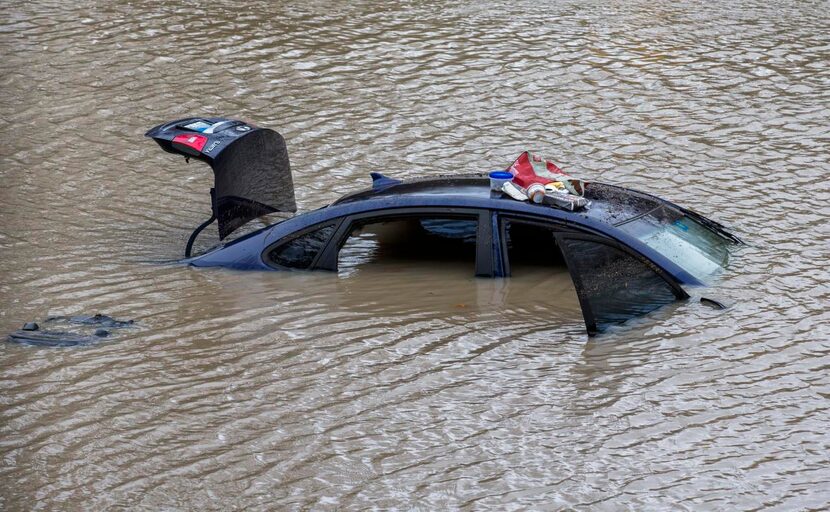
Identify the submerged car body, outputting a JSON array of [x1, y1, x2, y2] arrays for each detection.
[[146, 117, 742, 335]]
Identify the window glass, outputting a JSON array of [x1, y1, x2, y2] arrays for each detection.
[[267, 224, 336, 269], [419, 219, 477, 243], [560, 238, 680, 333], [502, 219, 567, 271], [338, 216, 477, 275], [616, 206, 730, 281]]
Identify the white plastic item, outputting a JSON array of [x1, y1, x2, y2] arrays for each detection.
[[501, 181, 528, 201]]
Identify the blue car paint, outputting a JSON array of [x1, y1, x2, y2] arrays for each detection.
[[188, 182, 705, 287]]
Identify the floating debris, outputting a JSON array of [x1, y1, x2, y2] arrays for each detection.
[[6, 314, 135, 347], [45, 313, 135, 328]]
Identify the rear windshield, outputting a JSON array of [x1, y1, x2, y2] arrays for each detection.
[[616, 206, 730, 281]]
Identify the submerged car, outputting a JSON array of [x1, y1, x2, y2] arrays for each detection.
[[146, 117, 742, 335]]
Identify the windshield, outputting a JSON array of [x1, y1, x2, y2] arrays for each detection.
[[616, 206, 731, 282]]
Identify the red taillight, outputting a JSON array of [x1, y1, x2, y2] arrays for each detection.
[[172, 133, 208, 155]]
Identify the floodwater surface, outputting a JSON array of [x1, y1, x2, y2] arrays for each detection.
[[1, 1, 829, 510]]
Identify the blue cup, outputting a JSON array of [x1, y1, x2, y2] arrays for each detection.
[[489, 171, 513, 191]]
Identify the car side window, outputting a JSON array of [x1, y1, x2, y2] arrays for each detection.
[[337, 215, 479, 276], [500, 218, 568, 274], [558, 237, 682, 334], [267, 223, 336, 269]]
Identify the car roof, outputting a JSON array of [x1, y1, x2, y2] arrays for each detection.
[[333, 175, 494, 205], [332, 174, 675, 228]]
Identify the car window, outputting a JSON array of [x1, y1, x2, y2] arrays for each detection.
[[338, 215, 478, 276], [267, 223, 336, 269], [615, 205, 731, 281], [497, 218, 583, 316], [559, 237, 682, 334], [501, 219, 567, 273]]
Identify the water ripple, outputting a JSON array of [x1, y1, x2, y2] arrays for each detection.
[[2, 0, 830, 510]]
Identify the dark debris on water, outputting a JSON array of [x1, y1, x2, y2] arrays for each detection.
[[7, 314, 136, 347]]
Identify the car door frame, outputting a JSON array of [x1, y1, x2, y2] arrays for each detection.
[[495, 212, 689, 334]]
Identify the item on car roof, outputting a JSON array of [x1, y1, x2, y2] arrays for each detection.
[[542, 188, 590, 211], [501, 180, 529, 201], [508, 151, 585, 195], [488, 171, 513, 191], [498, 150, 590, 210]]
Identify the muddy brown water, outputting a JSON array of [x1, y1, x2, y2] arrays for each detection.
[[1, 1, 829, 510]]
